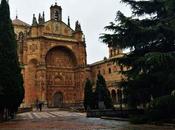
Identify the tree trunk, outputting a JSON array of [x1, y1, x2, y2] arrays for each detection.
[[0, 109, 3, 122]]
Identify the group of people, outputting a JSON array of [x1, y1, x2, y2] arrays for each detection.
[[35, 99, 44, 111]]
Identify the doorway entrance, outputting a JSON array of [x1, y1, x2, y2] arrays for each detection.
[[53, 92, 63, 107]]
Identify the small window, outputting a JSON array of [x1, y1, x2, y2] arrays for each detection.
[[109, 68, 112, 74]]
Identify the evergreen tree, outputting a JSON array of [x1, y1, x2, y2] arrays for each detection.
[[83, 78, 93, 110], [95, 73, 113, 109], [101, 0, 175, 108], [0, 0, 24, 115]]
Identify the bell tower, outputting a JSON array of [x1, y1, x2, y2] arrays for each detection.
[[50, 2, 62, 21], [109, 46, 122, 58]]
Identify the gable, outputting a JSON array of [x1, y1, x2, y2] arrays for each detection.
[[43, 20, 74, 37]]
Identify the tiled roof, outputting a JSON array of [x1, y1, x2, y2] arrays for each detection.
[[89, 54, 124, 66], [12, 18, 30, 27]]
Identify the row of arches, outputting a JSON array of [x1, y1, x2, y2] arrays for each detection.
[[111, 89, 123, 104], [52, 89, 122, 108], [27, 88, 123, 108]]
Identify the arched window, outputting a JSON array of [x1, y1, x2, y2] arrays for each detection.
[[109, 68, 112, 74], [110, 49, 113, 57], [55, 10, 60, 21]]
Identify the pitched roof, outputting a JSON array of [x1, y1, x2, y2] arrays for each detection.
[[89, 54, 124, 66], [12, 18, 30, 27]]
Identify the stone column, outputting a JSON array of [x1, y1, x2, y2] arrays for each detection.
[[37, 64, 47, 104]]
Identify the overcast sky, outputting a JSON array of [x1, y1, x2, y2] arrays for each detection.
[[9, 0, 130, 64]]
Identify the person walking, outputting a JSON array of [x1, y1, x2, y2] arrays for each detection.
[[35, 99, 39, 111], [38, 102, 43, 112]]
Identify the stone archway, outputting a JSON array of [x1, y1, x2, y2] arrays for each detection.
[[45, 46, 78, 107], [45, 46, 77, 86], [45, 46, 77, 68], [53, 92, 63, 107]]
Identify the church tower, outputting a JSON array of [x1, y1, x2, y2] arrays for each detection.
[[109, 46, 122, 58], [50, 2, 62, 21], [13, 2, 88, 108]]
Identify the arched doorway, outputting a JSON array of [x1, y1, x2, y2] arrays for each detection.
[[53, 92, 63, 107], [45, 46, 77, 86], [111, 89, 117, 104]]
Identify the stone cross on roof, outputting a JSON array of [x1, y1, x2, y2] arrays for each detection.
[[55, 0, 57, 4], [16, 9, 18, 19]]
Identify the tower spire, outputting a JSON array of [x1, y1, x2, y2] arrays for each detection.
[[43, 11, 45, 22], [16, 9, 18, 19], [32, 14, 38, 26], [68, 16, 70, 27], [38, 13, 41, 24], [75, 21, 82, 32]]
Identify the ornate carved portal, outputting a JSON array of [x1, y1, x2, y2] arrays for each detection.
[[45, 46, 77, 107], [46, 46, 76, 68]]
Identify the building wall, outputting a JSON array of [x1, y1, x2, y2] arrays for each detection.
[[88, 54, 124, 104]]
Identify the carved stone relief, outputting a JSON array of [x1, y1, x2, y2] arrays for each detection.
[[46, 47, 75, 68], [46, 71, 74, 86]]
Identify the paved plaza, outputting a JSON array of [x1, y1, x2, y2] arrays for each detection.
[[0, 109, 174, 130]]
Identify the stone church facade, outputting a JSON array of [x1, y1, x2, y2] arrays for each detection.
[[13, 3, 123, 107]]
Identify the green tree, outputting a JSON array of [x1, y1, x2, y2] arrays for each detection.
[[101, 0, 175, 108], [83, 78, 93, 110], [0, 0, 24, 117], [95, 73, 113, 109]]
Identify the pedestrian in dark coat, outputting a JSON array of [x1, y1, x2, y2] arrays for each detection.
[[38, 102, 43, 112]]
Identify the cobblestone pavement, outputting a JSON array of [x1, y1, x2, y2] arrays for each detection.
[[0, 109, 175, 130]]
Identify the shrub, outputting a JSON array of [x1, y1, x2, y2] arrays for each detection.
[[130, 95, 175, 124], [130, 115, 148, 124], [146, 95, 175, 122]]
